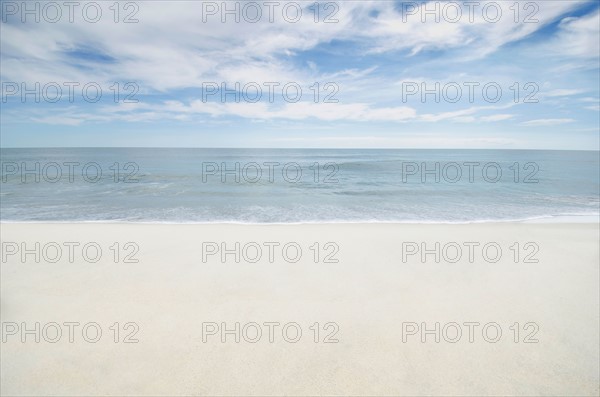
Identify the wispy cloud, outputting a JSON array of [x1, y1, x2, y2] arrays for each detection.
[[1, 0, 598, 148], [520, 118, 576, 126]]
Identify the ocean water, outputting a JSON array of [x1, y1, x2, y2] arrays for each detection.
[[0, 148, 598, 223]]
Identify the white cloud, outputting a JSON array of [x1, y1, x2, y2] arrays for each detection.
[[551, 9, 600, 59], [545, 89, 586, 97], [520, 118, 575, 126], [480, 114, 514, 122], [361, 0, 587, 58], [1, 0, 590, 93], [30, 116, 84, 126], [153, 100, 418, 122]]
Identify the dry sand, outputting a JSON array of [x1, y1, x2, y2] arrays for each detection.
[[1, 222, 598, 396]]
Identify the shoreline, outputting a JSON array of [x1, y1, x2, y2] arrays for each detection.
[[1, 214, 598, 225]]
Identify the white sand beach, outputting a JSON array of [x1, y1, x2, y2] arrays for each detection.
[[1, 222, 599, 396]]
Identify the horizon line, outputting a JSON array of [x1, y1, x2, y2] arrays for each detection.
[[0, 147, 599, 152]]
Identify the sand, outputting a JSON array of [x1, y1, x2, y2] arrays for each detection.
[[1, 222, 599, 396]]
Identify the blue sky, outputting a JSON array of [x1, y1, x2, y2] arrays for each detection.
[[0, 0, 599, 149]]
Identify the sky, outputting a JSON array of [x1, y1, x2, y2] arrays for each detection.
[[0, 0, 599, 149]]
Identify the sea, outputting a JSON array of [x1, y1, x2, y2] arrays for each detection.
[[1, 148, 598, 223]]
